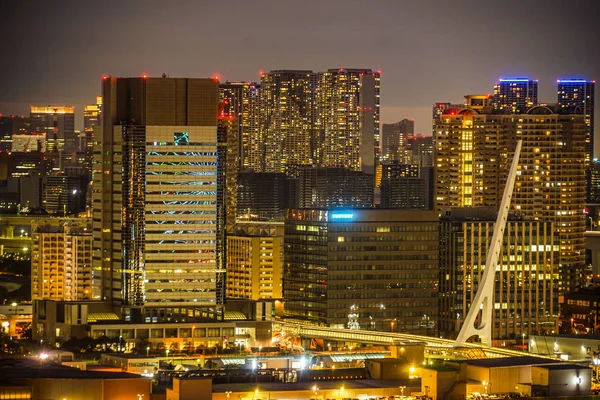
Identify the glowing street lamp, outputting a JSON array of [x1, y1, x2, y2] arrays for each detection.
[[146, 346, 150, 357]]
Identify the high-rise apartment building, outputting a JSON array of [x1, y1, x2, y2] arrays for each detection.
[[93, 77, 231, 323], [382, 118, 414, 163], [219, 82, 261, 171], [557, 79, 595, 163], [29, 106, 76, 154], [31, 220, 93, 301], [226, 221, 283, 300], [434, 108, 503, 209], [316, 69, 381, 175], [493, 78, 538, 114], [284, 209, 439, 332], [260, 70, 315, 174], [237, 171, 296, 221], [381, 166, 433, 210], [297, 167, 373, 209], [434, 101, 586, 294], [439, 208, 559, 340]]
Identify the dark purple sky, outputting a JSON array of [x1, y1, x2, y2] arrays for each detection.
[[1, 0, 599, 143]]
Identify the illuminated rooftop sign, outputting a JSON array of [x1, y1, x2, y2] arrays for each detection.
[[330, 212, 354, 220]]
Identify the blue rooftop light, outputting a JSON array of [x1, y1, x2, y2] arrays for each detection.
[[557, 79, 591, 83], [499, 78, 534, 82]]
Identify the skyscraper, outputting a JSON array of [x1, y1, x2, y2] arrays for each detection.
[[260, 70, 315, 175], [493, 78, 538, 113], [315, 68, 380, 175], [382, 118, 414, 163], [93, 76, 228, 322], [434, 101, 586, 294], [557, 79, 595, 163], [83, 97, 102, 181], [219, 82, 261, 171], [29, 106, 76, 154]]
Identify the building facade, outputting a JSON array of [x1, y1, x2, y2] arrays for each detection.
[[557, 79, 595, 163], [236, 171, 295, 221], [226, 221, 283, 300], [93, 77, 230, 323], [433, 103, 586, 293], [260, 70, 315, 174], [219, 82, 261, 171], [29, 106, 76, 154], [438, 208, 559, 340], [315, 69, 381, 175], [296, 167, 373, 209], [284, 209, 439, 333], [382, 118, 414, 163], [31, 220, 92, 301]]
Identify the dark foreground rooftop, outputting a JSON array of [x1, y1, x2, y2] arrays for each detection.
[[0, 358, 144, 380]]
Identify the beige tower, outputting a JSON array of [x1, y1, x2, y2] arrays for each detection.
[[31, 220, 92, 301], [226, 221, 283, 300]]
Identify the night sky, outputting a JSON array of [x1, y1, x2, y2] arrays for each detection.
[[1, 0, 599, 147]]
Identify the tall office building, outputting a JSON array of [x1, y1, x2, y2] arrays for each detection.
[[226, 221, 283, 300], [29, 106, 76, 154], [260, 70, 315, 175], [434, 101, 586, 294], [84, 97, 102, 169], [284, 209, 439, 332], [557, 79, 595, 162], [31, 220, 93, 301], [316, 69, 381, 175], [93, 77, 230, 322], [42, 175, 86, 215], [297, 167, 373, 209], [219, 82, 261, 171], [0, 115, 28, 152], [439, 208, 559, 340], [382, 118, 414, 163], [84, 97, 102, 132], [493, 78, 538, 113]]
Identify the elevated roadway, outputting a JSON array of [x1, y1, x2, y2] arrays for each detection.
[[275, 321, 558, 360]]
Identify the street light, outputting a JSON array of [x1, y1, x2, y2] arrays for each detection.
[[399, 385, 406, 398], [522, 333, 526, 350], [146, 346, 150, 357]]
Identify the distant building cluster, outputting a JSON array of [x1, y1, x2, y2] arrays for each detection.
[[0, 73, 596, 356]]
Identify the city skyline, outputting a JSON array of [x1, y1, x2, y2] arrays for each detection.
[[1, 0, 599, 146]]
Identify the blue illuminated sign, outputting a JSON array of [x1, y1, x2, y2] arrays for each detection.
[[330, 212, 354, 220]]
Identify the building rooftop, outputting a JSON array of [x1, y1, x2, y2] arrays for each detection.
[[0, 358, 145, 380], [539, 363, 591, 371], [465, 356, 559, 368], [212, 379, 417, 392], [423, 364, 461, 372]]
